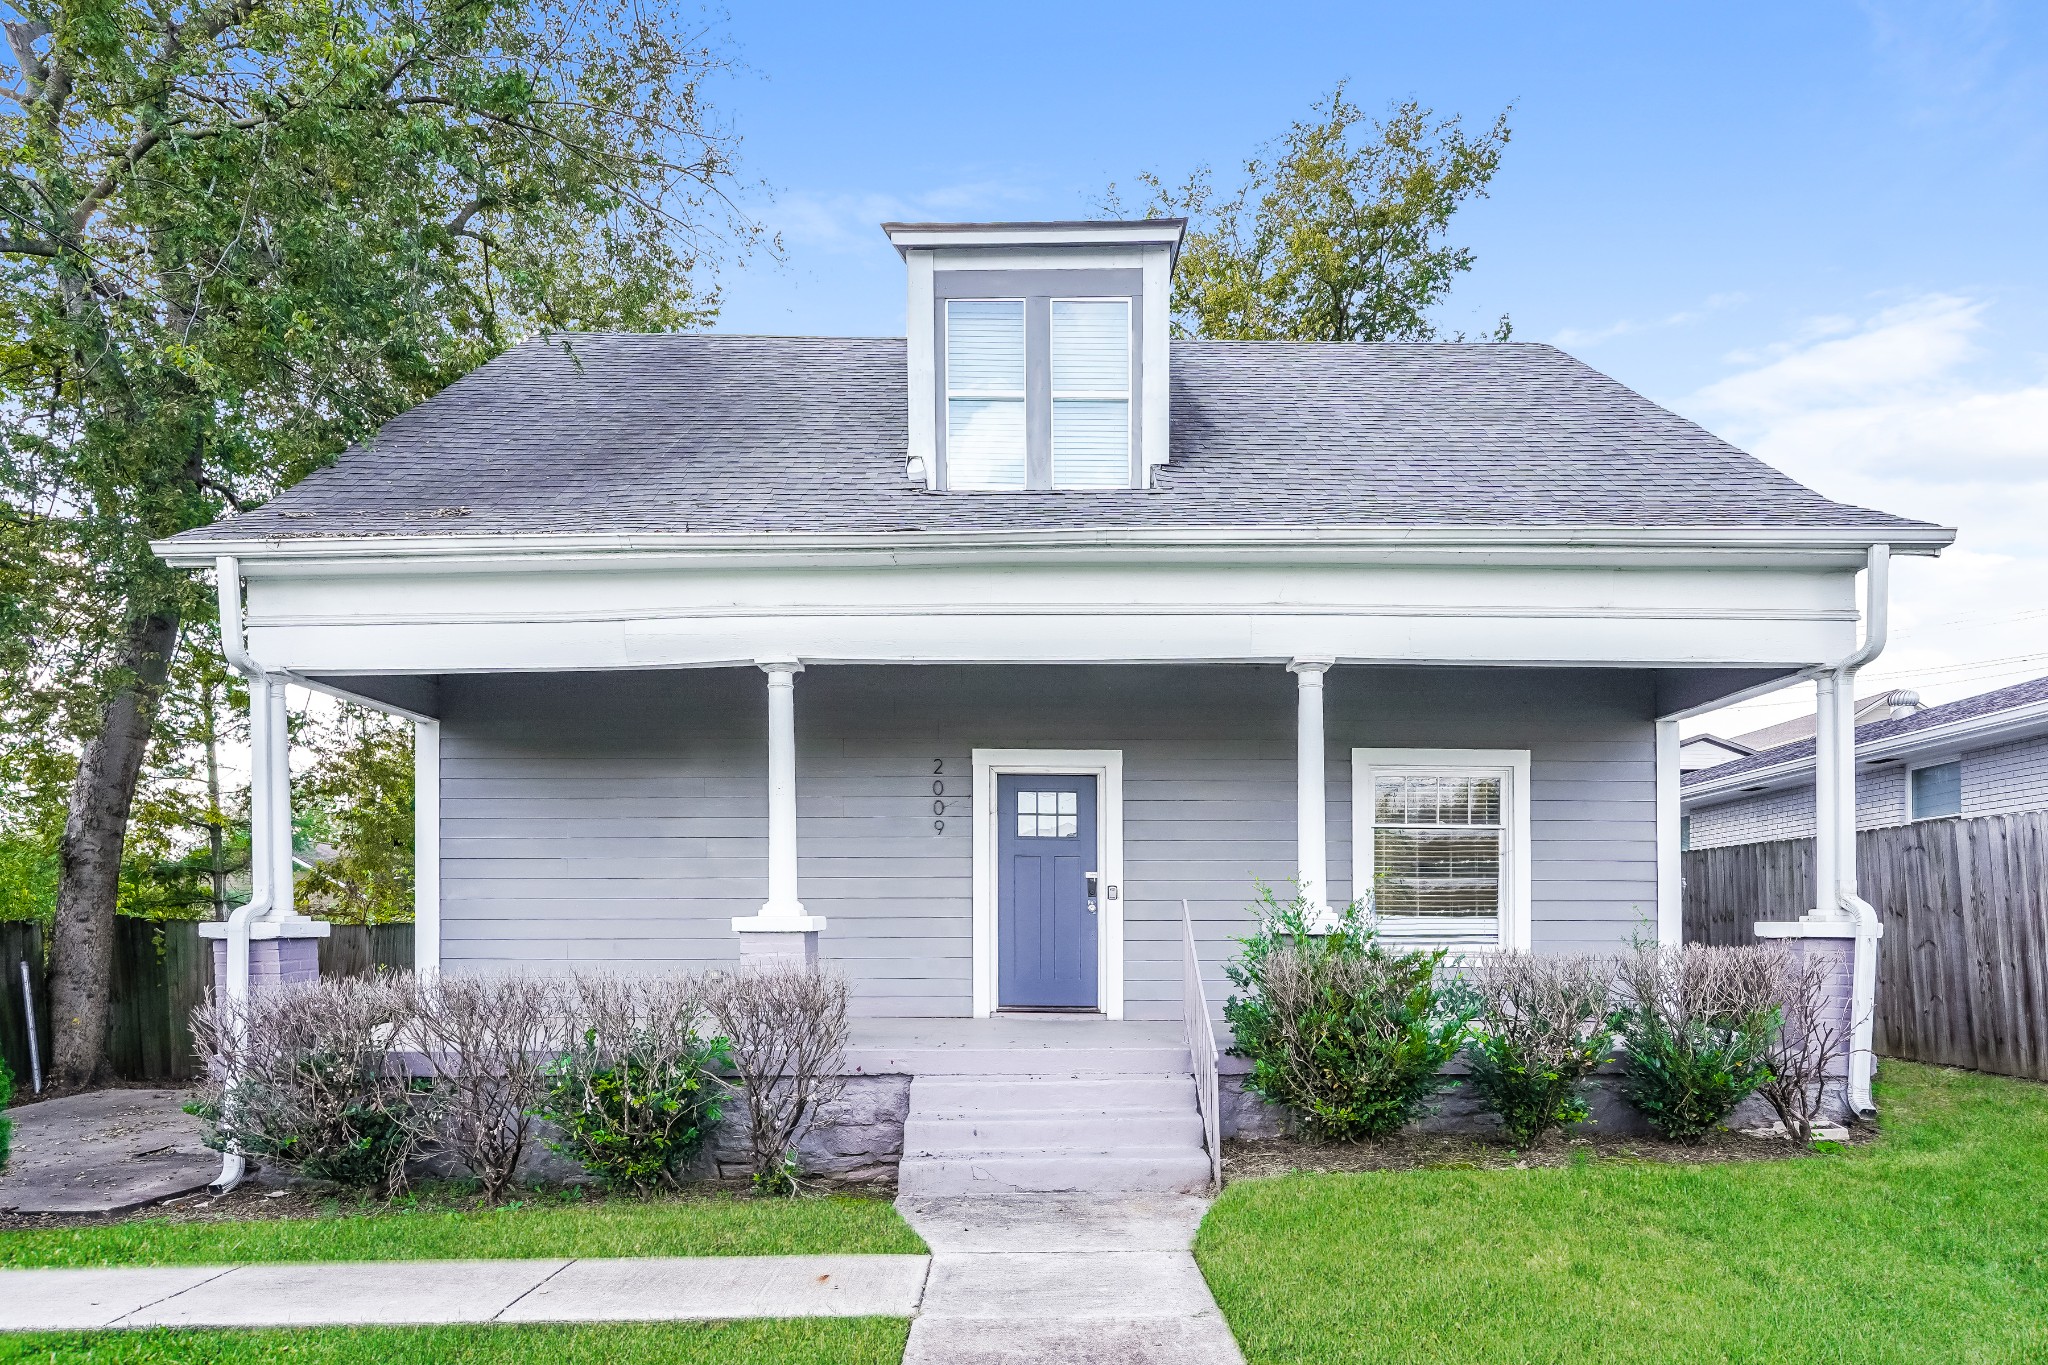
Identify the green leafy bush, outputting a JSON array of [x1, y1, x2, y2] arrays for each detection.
[[1463, 952, 1618, 1147], [1224, 884, 1472, 1141], [188, 977, 424, 1192], [1616, 945, 1781, 1141], [540, 975, 729, 1191]]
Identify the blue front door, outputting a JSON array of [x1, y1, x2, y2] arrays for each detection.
[[997, 773, 1100, 1009]]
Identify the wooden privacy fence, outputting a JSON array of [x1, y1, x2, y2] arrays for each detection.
[[1, 919, 415, 1086], [1683, 809, 2048, 1082]]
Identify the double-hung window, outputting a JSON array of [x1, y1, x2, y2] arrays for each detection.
[[940, 294, 1133, 490], [1353, 749, 1531, 951], [944, 298, 1026, 490], [1050, 298, 1131, 488], [1909, 759, 1962, 820]]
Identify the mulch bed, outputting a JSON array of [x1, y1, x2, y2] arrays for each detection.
[[1222, 1123, 1874, 1182]]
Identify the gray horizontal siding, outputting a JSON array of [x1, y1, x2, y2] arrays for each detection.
[[435, 664, 1660, 1019]]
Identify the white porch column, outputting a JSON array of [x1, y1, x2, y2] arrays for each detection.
[[733, 658, 826, 960], [1288, 658, 1335, 926], [269, 681, 294, 918], [1812, 672, 1840, 916]]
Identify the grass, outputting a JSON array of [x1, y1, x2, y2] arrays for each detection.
[[1197, 1061, 2048, 1364], [0, 1192, 925, 1269], [0, 1319, 910, 1364]]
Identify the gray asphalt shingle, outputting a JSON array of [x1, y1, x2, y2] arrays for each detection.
[[167, 334, 1933, 542]]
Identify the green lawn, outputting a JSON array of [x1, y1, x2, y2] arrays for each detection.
[[1197, 1061, 2048, 1364], [0, 1320, 909, 1364], [0, 1193, 924, 1269]]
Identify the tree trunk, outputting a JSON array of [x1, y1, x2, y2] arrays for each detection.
[[48, 610, 180, 1090]]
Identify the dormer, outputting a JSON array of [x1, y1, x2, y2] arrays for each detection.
[[885, 219, 1187, 491]]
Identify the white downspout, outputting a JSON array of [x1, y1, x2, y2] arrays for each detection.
[[1831, 545, 1889, 1118], [211, 556, 275, 1192]]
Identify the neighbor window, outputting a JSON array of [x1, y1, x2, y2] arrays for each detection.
[[945, 298, 1026, 489], [1050, 298, 1131, 488], [1910, 760, 1962, 821], [1353, 749, 1530, 951]]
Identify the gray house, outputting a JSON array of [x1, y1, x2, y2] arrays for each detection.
[[157, 219, 1950, 1191], [1683, 675, 2048, 850]]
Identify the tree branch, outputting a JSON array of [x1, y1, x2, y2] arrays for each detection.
[[1, 235, 60, 257]]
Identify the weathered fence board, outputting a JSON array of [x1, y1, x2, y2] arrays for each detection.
[[1683, 809, 2048, 1081], [319, 923, 415, 979], [108, 919, 212, 1083], [0, 921, 50, 1094]]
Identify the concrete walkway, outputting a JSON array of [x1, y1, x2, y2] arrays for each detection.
[[0, 1255, 931, 1332], [0, 1090, 218, 1215], [896, 1195, 1246, 1365]]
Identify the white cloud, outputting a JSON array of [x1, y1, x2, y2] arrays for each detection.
[[1676, 292, 2048, 728], [1548, 293, 1745, 350], [770, 179, 1045, 253]]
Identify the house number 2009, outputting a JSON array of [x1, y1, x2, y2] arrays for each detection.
[[932, 759, 946, 833]]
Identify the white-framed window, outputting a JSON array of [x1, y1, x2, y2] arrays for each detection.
[[944, 298, 1026, 490], [1909, 758, 1962, 821], [1050, 298, 1131, 489], [1352, 748, 1532, 952]]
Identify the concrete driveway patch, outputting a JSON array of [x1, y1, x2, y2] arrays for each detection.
[[0, 1089, 218, 1216]]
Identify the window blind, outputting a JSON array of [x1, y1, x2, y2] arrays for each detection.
[[1051, 299, 1130, 489]]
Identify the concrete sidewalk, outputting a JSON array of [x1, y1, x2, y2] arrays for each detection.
[[897, 1194, 1246, 1365], [0, 1254, 931, 1331]]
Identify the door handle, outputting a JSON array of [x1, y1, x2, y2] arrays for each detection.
[[1085, 871, 1100, 914]]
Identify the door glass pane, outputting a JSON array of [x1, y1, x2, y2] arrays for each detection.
[[1017, 790, 1079, 838]]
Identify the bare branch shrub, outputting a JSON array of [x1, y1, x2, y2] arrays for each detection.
[[189, 975, 422, 1193], [1614, 945, 1782, 1141], [1757, 949, 1850, 1143], [705, 960, 850, 1195], [402, 973, 562, 1201], [538, 973, 728, 1192], [1462, 952, 1617, 1146]]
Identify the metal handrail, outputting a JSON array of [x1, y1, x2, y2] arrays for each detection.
[[1181, 898, 1222, 1191]]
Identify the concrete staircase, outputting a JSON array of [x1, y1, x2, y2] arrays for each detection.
[[896, 1049, 1213, 1197]]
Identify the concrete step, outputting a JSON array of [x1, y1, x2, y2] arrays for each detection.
[[850, 1045, 1194, 1076], [896, 1151, 1215, 1197], [908, 1075, 1197, 1117], [904, 1112, 1205, 1155]]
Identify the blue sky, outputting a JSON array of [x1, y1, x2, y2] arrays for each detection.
[[707, 1, 2048, 735]]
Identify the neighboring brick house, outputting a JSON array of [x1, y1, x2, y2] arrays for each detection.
[[1682, 676, 2048, 850]]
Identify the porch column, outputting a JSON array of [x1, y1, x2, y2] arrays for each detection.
[[1813, 672, 1841, 915], [269, 680, 294, 918], [1288, 658, 1335, 927], [733, 658, 826, 960]]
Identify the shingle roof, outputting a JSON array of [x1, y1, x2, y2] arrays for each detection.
[[167, 334, 1937, 543], [1682, 675, 2048, 787]]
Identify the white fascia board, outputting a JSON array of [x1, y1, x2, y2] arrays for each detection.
[[884, 221, 1187, 255], [152, 522, 1957, 572], [1680, 700, 2048, 807]]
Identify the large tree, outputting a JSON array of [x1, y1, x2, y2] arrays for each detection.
[[1114, 85, 1512, 342], [1, 0, 753, 1087]]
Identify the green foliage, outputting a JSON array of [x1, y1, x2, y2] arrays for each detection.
[[186, 1049, 422, 1190], [1113, 84, 1512, 342], [0, 832, 59, 925], [540, 1029, 730, 1192], [1223, 882, 1472, 1141], [298, 706, 416, 924], [1619, 1015, 1777, 1142], [1462, 953, 1619, 1147]]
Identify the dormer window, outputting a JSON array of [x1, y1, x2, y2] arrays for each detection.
[[887, 219, 1185, 492], [1051, 299, 1131, 489], [941, 296, 1134, 491]]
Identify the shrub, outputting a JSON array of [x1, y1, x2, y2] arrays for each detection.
[[1757, 947, 1851, 1143], [1615, 945, 1781, 1142], [1223, 884, 1472, 1142], [706, 960, 850, 1195], [189, 976, 423, 1193], [403, 972, 560, 1201], [539, 974, 728, 1192], [1463, 952, 1617, 1147], [0, 1056, 12, 1172]]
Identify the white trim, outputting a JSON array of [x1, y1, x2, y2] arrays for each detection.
[[1655, 719, 1681, 946], [1351, 747, 1533, 952], [971, 748, 1125, 1019], [884, 221, 1187, 253], [1140, 246, 1171, 480], [155, 523, 1956, 569], [413, 717, 441, 978], [905, 251, 937, 488]]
